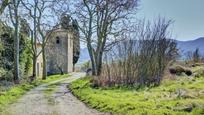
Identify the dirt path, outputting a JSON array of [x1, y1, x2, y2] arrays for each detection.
[[2, 73, 107, 115]]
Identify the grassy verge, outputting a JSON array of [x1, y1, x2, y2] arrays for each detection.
[[70, 77, 204, 115], [0, 74, 69, 112], [39, 74, 70, 84]]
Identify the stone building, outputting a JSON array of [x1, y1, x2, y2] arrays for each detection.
[[45, 26, 74, 75], [36, 43, 43, 77], [36, 27, 74, 76], [36, 15, 80, 76]]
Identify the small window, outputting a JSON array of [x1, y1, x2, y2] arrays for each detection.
[[56, 37, 60, 44]]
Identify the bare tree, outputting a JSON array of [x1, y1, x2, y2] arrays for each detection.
[[193, 48, 200, 63], [22, 0, 57, 80], [71, 0, 139, 76], [96, 18, 178, 87], [185, 51, 193, 61], [8, 0, 21, 84]]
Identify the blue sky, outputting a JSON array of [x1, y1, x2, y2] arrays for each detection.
[[137, 0, 204, 41]]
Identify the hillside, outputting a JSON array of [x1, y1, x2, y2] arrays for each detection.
[[78, 37, 204, 63], [177, 37, 204, 56]]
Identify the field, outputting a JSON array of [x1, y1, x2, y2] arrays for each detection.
[[70, 75, 204, 115]]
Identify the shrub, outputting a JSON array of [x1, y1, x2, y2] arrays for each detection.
[[169, 65, 185, 75], [81, 61, 91, 72], [0, 68, 13, 81], [97, 18, 178, 87], [185, 69, 192, 76], [0, 21, 32, 82], [169, 65, 192, 76]]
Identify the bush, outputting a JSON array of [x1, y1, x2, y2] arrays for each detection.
[[185, 69, 192, 76], [169, 65, 192, 76], [96, 18, 178, 87], [81, 61, 91, 72], [0, 68, 6, 78], [0, 22, 32, 82], [169, 65, 185, 75], [0, 68, 13, 81]]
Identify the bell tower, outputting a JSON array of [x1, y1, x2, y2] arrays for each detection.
[[46, 28, 74, 75]]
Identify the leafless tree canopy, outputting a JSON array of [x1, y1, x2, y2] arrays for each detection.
[[70, 0, 139, 75], [193, 48, 201, 63], [94, 18, 178, 87]]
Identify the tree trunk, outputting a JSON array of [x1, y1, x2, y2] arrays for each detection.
[[42, 48, 47, 80], [87, 46, 104, 76], [13, 4, 20, 84], [87, 45, 97, 76], [60, 68, 64, 75], [91, 60, 96, 76], [57, 66, 64, 75], [95, 52, 103, 76], [32, 56, 37, 81]]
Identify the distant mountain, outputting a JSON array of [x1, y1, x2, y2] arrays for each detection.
[[78, 37, 204, 63], [176, 37, 204, 57]]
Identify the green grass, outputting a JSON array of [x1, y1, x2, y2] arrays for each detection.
[[0, 74, 69, 112], [70, 77, 204, 115], [39, 74, 70, 84], [0, 83, 36, 112]]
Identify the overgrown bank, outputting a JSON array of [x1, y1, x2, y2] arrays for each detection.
[[70, 77, 204, 115], [0, 74, 69, 112]]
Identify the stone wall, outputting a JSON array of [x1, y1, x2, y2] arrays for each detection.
[[36, 44, 43, 77], [45, 29, 73, 75]]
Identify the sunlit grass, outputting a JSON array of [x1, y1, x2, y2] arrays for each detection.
[[38, 74, 70, 84], [70, 76, 204, 115]]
